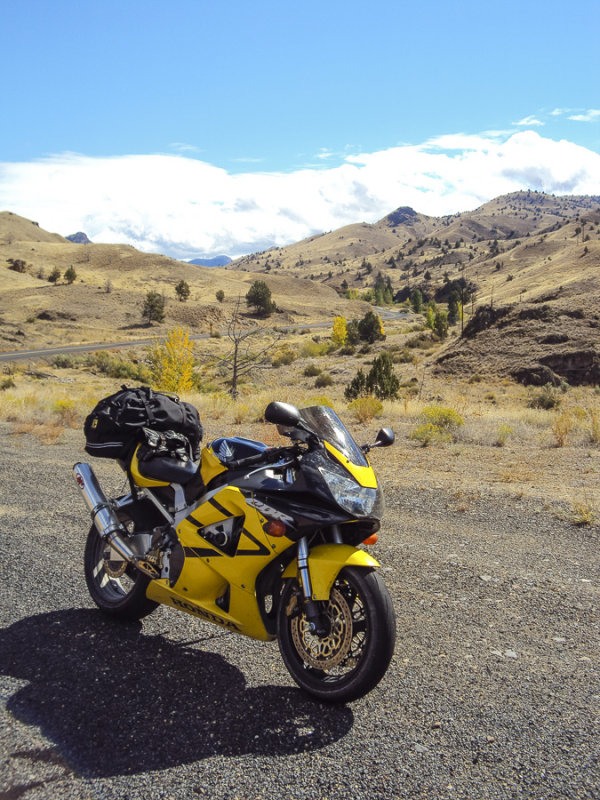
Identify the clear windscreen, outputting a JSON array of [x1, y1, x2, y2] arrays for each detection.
[[298, 406, 368, 467]]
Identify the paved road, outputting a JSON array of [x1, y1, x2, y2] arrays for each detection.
[[0, 424, 598, 799], [0, 309, 409, 363]]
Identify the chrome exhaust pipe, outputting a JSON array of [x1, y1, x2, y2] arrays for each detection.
[[73, 462, 159, 579]]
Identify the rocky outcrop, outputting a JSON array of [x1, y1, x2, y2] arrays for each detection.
[[435, 302, 600, 386]]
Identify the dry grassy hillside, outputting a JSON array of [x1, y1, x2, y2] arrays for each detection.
[[228, 192, 600, 306], [2, 194, 599, 387], [0, 211, 69, 244], [228, 192, 600, 385], [0, 214, 368, 351]]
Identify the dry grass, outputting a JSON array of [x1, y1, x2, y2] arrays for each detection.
[[1, 364, 598, 525]]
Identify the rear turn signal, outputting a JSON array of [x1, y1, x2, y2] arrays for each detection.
[[265, 519, 287, 537], [363, 533, 378, 545]]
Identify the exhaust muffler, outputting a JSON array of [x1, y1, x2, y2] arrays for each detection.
[[73, 462, 159, 579]]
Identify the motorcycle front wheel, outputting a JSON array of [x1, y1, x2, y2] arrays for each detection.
[[84, 514, 159, 621], [277, 567, 396, 703]]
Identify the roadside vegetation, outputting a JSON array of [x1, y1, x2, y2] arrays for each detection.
[[2, 316, 599, 465]]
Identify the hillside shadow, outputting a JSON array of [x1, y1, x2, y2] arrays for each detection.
[[0, 610, 353, 778]]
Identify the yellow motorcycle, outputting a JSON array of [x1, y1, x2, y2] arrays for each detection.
[[74, 401, 396, 703]]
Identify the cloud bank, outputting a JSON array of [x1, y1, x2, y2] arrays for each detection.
[[1, 131, 600, 260]]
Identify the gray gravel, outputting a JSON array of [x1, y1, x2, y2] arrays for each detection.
[[1, 424, 599, 799]]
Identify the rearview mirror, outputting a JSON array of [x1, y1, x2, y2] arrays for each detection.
[[264, 401, 301, 428], [374, 428, 395, 448]]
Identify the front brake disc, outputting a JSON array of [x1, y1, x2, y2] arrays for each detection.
[[290, 587, 353, 669]]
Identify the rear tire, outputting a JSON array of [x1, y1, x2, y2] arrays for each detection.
[[277, 567, 396, 703], [84, 514, 159, 621]]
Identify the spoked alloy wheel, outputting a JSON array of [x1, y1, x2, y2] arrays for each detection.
[[277, 567, 396, 703], [84, 515, 158, 621]]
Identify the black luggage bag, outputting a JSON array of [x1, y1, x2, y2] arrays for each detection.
[[83, 385, 203, 461]]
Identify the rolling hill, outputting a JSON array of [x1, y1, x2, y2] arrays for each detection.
[[0, 212, 366, 351], [1, 193, 599, 385], [228, 191, 600, 384]]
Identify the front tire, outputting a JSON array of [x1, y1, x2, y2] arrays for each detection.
[[277, 567, 396, 703], [84, 515, 159, 621]]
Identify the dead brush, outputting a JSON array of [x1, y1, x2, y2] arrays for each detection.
[[551, 409, 573, 447], [589, 408, 600, 444], [570, 496, 596, 527]]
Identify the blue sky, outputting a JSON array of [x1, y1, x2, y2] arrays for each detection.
[[1, 0, 600, 258]]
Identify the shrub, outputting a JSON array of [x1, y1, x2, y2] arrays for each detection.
[[52, 399, 77, 426], [48, 267, 61, 283], [87, 351, 151, 383], [348, 396, 383, 423], [271, 347, 296, 367], [216, 289, 225, 303], [301, 340, 334, 357], [390, 348, 414, 364], [315, 372, 333, 388], [409, 423, 450, 447], [410, 406, 464, 446], [0, 377, 15, 391], [571, 498, 596, 526], [51, 354, 78, 369], [528, 383, 561, 410], [339, 345, 356, 356], [552, 410, 572, 447], [303, 363, 322, 377], [233, 404, 250, 424], [421, 406, 465, 430], [406, 332, 435, 349], [495, 424, 513, 447]]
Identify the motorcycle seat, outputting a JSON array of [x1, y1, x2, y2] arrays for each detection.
[[136, 454, 199, 485]]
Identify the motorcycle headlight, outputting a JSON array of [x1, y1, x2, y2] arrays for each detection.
[[319, 465, 381, 517]]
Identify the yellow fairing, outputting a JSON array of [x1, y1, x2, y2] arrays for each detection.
[[147, 484, 294, 641], [324, 441, 377, 488], [199, 444, 228, 484], [129, 445, 169, 487], [282, 543, 379, 601]]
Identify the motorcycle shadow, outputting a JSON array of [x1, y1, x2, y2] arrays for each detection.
[[0, 609, 354, 778]]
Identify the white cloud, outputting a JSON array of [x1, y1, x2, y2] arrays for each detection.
[[514, 115, 543, 127], [568, 109, 600, 122], [1, 130, 600, 260]]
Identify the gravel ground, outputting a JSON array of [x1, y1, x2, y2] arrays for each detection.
[[1, 423, 599, 800]]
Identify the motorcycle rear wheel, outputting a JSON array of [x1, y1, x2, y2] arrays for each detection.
[[277, 567, 396, 703], [84, 515, 159, 621]]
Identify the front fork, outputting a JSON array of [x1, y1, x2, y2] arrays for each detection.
[[296, 528, 342, 637]]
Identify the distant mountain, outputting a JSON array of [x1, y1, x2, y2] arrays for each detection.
[[66, 231, 92, 244], [188, 255, 232, 267]]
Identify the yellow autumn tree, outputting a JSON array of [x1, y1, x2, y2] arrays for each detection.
[[332, 315, 347, 346], [149, 326, 196, 394]]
